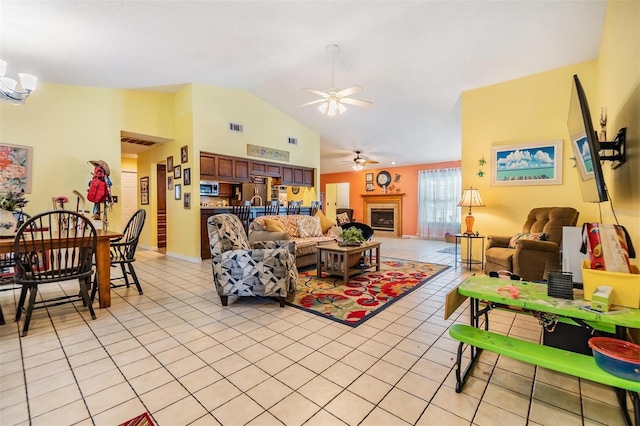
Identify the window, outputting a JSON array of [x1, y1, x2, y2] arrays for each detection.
[[417, 168, 461, 239]]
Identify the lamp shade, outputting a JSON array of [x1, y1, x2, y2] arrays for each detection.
[[457, 188, 485, 208]]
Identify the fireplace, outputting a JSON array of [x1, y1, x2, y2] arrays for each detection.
[[362, 193, 405, 237], [370, 208, 395, 231]]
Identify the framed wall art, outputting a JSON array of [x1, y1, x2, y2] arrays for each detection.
[[184, 168, 191, 185], [140, 176, 149, 205], [174, 184, 181, 200], [168, 176, 173, 190], [167, 155, 174, 171], [174, 165, 181, 179], [366, 182, 374, 192], [184, 192, 191, 209], [365, 172, 374, 183], [491, 140, 562, 186], [0, 143, 33, 193], [181, 145, 188, 164]]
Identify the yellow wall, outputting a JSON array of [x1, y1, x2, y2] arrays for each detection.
[[0, 82, 176, 232], [461, 0, 639, 266]]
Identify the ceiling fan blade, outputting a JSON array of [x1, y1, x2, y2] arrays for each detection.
[[336, 85, 363, 97], [340, 98, 372, 108], [299, 99, 327, 108], [364, 159, 379, 164], [302, 88, 330, 98]]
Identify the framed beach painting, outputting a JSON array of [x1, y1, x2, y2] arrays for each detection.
[[491, 140, 562, 186], [0, 143, 33, 193]]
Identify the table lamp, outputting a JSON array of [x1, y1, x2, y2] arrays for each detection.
[[457, 188, 485, 235]]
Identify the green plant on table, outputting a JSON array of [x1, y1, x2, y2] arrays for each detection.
[[339, 227, 365, 246], [0, 191, 28, 212]]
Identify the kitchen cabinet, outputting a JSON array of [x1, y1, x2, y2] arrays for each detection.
[[217, 156, 250, 182], [303, 168, 314, 186], [200, 155, 216, 178], [250, 161, 281, 177], [218, 182, 232, 197], [282, 166, 314, 187]]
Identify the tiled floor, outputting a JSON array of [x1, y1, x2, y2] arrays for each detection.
[[0, 237, 629, 425]]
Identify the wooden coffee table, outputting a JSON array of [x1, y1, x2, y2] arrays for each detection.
[[316, 241, 381, 282]]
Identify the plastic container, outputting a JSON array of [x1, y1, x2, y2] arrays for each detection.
[[588, 337, 640, 381], [581, 261, 640, 308]]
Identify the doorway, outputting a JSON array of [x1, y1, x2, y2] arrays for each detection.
[[324, 182, 349, 221], [120, 171, 138, 225], [157, 164, 166, 251]]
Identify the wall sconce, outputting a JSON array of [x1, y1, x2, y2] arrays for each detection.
[[478, 156, 486, 166], [476, 170, 485, 178]]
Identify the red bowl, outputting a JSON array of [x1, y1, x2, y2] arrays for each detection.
[[589, 337, 640, 381]]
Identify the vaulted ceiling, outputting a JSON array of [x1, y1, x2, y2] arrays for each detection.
[[0, 1, 607, 172]]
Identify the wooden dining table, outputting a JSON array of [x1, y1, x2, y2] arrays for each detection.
[[0, 229, 123, 308]]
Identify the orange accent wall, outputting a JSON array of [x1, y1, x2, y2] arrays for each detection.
[[320, 161, 461, 236]]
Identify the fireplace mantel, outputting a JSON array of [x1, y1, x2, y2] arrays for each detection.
[[361, 193, 405, 237]]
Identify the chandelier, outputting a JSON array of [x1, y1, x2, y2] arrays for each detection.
[[0, 60, 38, 105]]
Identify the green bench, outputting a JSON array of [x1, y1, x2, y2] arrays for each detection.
[[449, 323, 640, 424]]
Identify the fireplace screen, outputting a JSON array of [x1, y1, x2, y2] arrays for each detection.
[[370, 208, 394, 231]]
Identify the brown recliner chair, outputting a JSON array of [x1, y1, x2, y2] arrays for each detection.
[[484, 207, 579, 281]]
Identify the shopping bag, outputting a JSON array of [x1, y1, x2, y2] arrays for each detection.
[[582, 223, 631, 273]]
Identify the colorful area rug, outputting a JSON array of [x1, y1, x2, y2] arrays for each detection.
[[288, 257, 449, 327], [119, 412, 155, 426]]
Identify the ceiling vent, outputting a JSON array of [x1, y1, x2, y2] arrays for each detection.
[[288, 137, 298, 146], [121, 136, 157, 148], [229, 122, 243, 133]]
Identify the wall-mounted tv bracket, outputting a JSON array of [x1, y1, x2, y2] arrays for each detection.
[[599, 127, 626, 169]]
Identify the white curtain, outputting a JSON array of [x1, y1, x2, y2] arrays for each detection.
[[417, 168, 462, 239]]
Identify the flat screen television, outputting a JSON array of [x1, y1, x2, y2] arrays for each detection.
[[567, 74, 608, 202]]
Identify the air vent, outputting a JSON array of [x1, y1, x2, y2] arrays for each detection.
[[121, 136, 157, 147], [229, 122, 243, 133], [288, 137, 298, 145]]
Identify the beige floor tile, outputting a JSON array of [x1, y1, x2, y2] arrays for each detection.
[[430, 387, 481, 422], [165, 354, 207, 378], [194, 378, 242, 411], [211, 353, 251, 376], [139, 380, 190, 413], [179, 366, 223, 394], [212, 393, 265, 425], [128, 367, 175, 395], [25, 369, 76, 399], [29, 382, 82, 418], [227, 364, 270, 391], [85, 381, 138, 416], [275, 363, 316, 390], [152, 395, 209, 426], [269, 392, 321, 426], [395, 371, 440, 402], [341, 349, 379, 372], [360, 407, 412, 426], [298, 350, 338, 374], [416, 404, 470, 426], [325, 390, 375, 426], [119, 356, 163, 380], [366, 359, 407, 386], [379, 387, 429, 424], [347, 373, 392, 404], [528, 399, 583, 426], [246, 377, 294, 409], [279, 341, 315, 362], [475, 400, 527, 426], [322, 361, 362, 388], [298, 375, 343, 406], [0, 400, 29, 425], [30, 399, 90, 426], [245, 411, 282, 426]]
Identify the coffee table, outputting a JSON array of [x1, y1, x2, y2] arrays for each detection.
[[316, 241, 381, 282]]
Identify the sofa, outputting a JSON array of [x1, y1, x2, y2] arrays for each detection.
[[249, 213, 341, 268]]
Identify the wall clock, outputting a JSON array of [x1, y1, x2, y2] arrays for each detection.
[[376, 171, 392, 187]]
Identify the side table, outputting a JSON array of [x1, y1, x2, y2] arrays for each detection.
[[454, 233, 485, 270]]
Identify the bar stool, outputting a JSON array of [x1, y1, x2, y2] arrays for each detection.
[[232, 200, 252, 233], [310, 201, 321, 216], [264, 200, 279, 216], [286, 200, 301, 215]]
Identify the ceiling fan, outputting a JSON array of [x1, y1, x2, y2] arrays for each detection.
[[342, 151, 379, 170], [300, 45, 372, 117]]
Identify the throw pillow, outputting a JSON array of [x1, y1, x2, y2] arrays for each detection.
[[337, 212, 351, 225], [264, 218, 286, 233], [508, 232, 546, 248], [297, 216, 323, 238], [315, 209, 336, 234]]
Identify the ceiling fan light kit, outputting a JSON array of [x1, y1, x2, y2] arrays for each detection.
[[301, 44, 371, 117]]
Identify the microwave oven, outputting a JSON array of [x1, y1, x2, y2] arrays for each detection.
[[200, 181, 219, 196]]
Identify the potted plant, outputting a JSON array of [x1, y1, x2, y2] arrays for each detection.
[[339, 227, 365, 246], [0, 191, 28, 237]]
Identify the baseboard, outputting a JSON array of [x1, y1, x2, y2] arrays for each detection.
[[138, 244, 158, 251], [165, 251, 202, 263]]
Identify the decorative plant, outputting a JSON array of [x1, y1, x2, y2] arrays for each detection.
[[0, 190, 28, 212], [340, 227, 365, 246]]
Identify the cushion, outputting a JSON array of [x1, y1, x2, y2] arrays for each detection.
[[264, 218, 286, 233], [508, 232, 546, 248], [337, 212, 351, 225], [297, 216, 323, 238], [315, 209, 336, 234]]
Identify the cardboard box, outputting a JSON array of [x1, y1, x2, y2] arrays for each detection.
[[582, 260, 640, 308], [591, 285, 612, 312]]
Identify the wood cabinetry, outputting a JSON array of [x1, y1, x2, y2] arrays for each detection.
[[199, 153, 314, 186], [282, 166, 314, 187], [218, 182, 232, 197]]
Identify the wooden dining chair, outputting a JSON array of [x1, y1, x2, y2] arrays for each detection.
[[264, 200, 280, 216], [14, 210, 97, 337], [310, 201, 321, 216], [286, 200, 301, 215], [232, 200, 252, 233]]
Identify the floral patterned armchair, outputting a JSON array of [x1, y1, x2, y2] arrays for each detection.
[[207, 214, 298, 307]]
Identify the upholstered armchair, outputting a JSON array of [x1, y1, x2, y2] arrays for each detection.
[[207, 214, 298, 307], [484, 207, 579, 281]]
